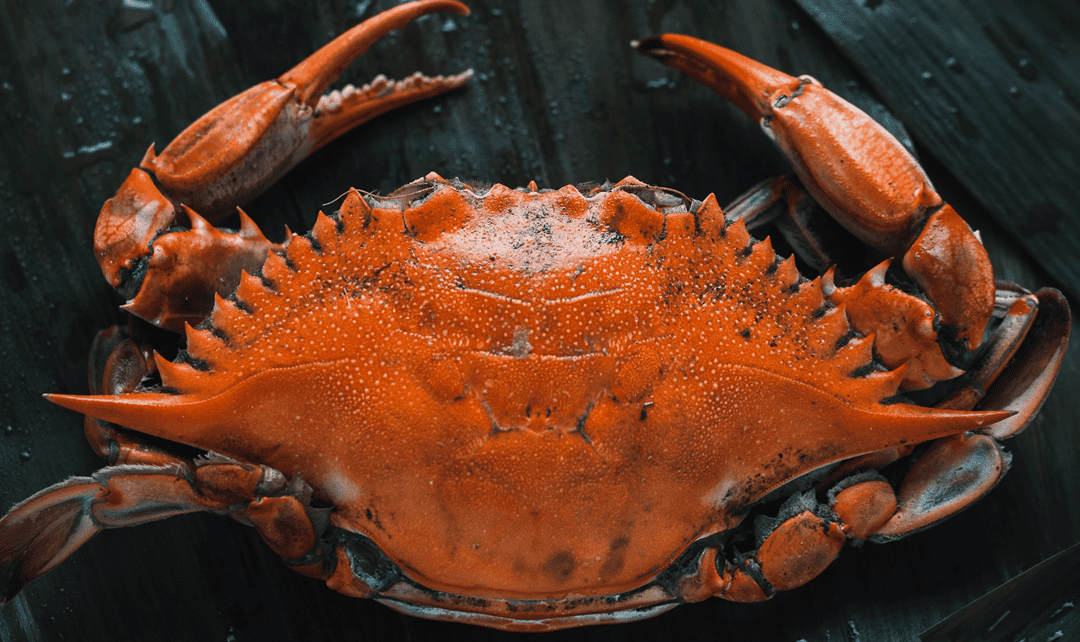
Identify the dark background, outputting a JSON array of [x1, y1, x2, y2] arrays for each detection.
[[0, 0, 1077, 640]]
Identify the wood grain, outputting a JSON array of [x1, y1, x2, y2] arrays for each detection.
[[920, 541, 1080, 642]]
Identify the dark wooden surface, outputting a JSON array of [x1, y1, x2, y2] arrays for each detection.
[[919, 540, 1080, 642], [0, 1, 1076, 640]]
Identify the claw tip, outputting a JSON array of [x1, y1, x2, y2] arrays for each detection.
[[632, 36, 670, 57]]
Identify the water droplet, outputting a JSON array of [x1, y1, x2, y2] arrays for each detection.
[[80, 141, 114, 155], [1017, 58, 1039, 80], [351, 0, 372, 17]]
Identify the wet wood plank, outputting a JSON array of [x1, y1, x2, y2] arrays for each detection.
[[921, 541, 1080, 642], [0, 1, 1076, 641], [795, 0, 1080, 300]]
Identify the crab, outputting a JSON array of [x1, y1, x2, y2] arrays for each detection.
[[0, 0, 1070, 632]]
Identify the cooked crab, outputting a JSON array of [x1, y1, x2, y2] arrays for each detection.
[[0, 0, 1069, 632]]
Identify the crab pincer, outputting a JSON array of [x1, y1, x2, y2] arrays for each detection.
[[636, 34, 1070, 599], [635, 35, 995, 351], [636, 34, 1070, 398], [95, 0, 472, 331]]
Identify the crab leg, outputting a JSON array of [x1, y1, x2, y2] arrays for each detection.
[[723, 175, 859, 274], [96, 0, 471, 331], [963, 287, 1071, 439], [0, 456, 337, 602], [869, 286, 1069, 537], [81, 324, 182, 465]]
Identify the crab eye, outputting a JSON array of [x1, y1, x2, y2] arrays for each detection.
[[773, 94, 791, 109]]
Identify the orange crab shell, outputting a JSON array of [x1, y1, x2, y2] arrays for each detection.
[[51, 174, 1006, 601]]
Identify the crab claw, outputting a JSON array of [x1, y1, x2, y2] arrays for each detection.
[[635, 35, 994, 351], [634, 35, 939, 256], [144, 0, 471, 218], [96, 0, 472, 292]]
